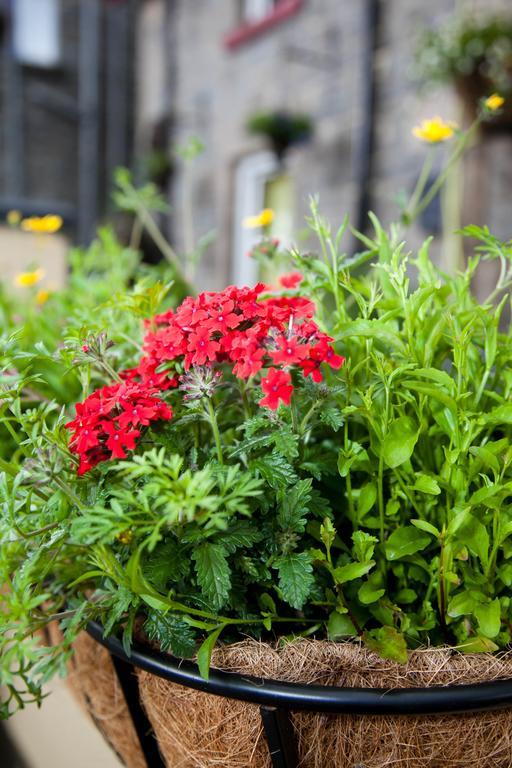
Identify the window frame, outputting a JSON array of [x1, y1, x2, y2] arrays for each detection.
[[224, 0, 304, 51]]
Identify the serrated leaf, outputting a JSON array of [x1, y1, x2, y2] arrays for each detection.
[[275, 552, 314, 609], [143, 611, 196, 657], [192, 543, 231, 610], [252, 451, 297, 490], [385, 526, 431, 560], [277, 478, 312, 532], [273, 425, 299, 459], [319, 407, 344, 432], [217, 522, 263, 554], [144, 540, 190, 590]]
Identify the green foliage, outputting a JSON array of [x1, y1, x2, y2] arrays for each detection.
[[415, 13, 512, 96], [3, 197, 512, 717]]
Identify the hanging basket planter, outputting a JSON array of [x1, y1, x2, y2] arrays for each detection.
[[73, 622, 512, 768], [455, 74, 512, 131], [246, 111, 314, 159]]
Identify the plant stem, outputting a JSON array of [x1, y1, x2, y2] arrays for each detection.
[[206, 399, 224, 465]]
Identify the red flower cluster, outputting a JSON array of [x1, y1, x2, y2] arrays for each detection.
[[66, 379, 172, 475], [67, 284, 344, 474], [141, 284, 343, 395]]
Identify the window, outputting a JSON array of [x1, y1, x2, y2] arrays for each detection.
[[232, 151, 294, 286], [240, 0, 276, 25], [13, 0, 61, 68], [225, 0, 304, 50]]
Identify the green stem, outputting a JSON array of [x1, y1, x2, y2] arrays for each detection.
[[410, 119, 481, 226], [403, 148, 434, 224], [206, 399, 224, 465]]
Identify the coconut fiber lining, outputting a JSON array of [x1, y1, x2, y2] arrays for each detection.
[[137, 639, 512, 768], [44, 624, 146, 768]]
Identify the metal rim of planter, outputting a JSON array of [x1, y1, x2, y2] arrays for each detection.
[[86, 621, 512, 768], [86, 621, 512, 716]]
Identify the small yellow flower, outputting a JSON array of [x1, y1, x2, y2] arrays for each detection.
[[14, 268, 45, 288], [36, 288, 51, 305], [21, 214, 63, 234], [6, 210, 22, 226], [412, 117, 456, 144], [484, 93, 505, 111], [243, 208, 274, 229]]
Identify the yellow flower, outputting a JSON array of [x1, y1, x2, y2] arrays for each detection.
[[412, 117, 456, 144], [243, 208, 274, 229], [36, 288, 50, 305], [14, 268, 45, 288], [21, 214, 63, 234], [6, 210, 22, 226], [484, 93, 505, 111]]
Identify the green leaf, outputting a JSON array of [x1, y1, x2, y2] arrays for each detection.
[[458, 636, 499, 654], [192, 543, 231, 610], [252, 451, 297, 490], [197, 625, 225, 680], [143, 611, 196, 657], [411, 519, 440, 537], [385, 526, 431, 560], [352, 530, 378, 563], [217, 522, 263, 554], [333, 560, 374, 584], [363, 626, 408, 663], [319, 407, 344, 432], [320, 518, 336, 555], [357, 482, 377, 519], [327, 610, 357, 640], [337, 319, 405, 352], [273, 425, 299, 460], [277, 478, 312, 533], [411, 474, 441, 495], [482, 404, 512, 426], [358, 580, 385, 605], [275, 552, 314, 609], [447, 590, 481, 618], [448, 511, 489, 567], [382, 417, 418, 468], [474, 599, 501, 638]]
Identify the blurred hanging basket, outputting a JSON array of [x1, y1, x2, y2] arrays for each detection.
[[455, 74, 512, 131], [415, 14, 512, 131], [247, 111, 314, 159], [48, 623, 512, 768]]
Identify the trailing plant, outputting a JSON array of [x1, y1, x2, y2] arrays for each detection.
[[2, 112, 512, 718], [416, 14, 512, 117], [247, 111, 313, 158]]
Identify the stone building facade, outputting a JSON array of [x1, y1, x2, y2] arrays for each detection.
[[166, 0, 512, 290]]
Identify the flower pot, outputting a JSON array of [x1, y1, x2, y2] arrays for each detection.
[[73, 623, 512, 768]]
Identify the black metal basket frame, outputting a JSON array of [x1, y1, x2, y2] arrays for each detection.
[[87, 621, 512, 768]]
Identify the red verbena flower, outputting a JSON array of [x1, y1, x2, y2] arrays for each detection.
[[101, 421, 141, 459], [279, 272, 303, 289], [259, 368, 294, 410], [271, 335, 309, 366]]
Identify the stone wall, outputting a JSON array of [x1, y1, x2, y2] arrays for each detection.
[[167, 0, 512, 290]]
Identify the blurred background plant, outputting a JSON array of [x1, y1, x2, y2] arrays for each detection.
[[416, 14, 512, 126]]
